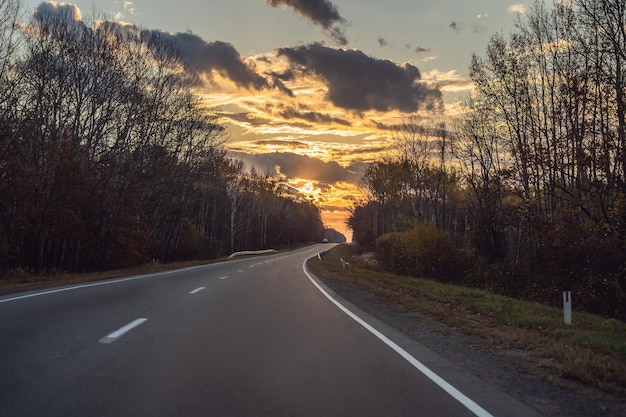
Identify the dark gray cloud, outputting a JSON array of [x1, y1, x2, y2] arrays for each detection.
[[272, 78, 295, 96], [266, 0, 348, 45], [230, 151, 361, 184], [371, 119, 395, 130], [268, 68, 296, 82], [263, 68, 295, 95], [413, 46, 430, 53], [90, 20, 273, 91], [279, 107, 351, 126], [145, 30, 270, 90], [221, 112, 273, 126], [32, 3, 441, 116], [252, 139, 311, 148], [277, 43, 443, 113], [378, 37, 387, 47], [449, 21, 461, 32]]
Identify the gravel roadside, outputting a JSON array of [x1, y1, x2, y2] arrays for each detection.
[[310, 265, 626, 417]]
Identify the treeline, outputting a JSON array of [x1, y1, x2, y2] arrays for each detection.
[[0, 1, 324, 274], [349, 0, 626, 320]]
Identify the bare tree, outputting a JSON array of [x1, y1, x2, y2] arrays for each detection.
[[0, 0, 23, 119]]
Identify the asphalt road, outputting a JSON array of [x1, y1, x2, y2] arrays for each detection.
[[0, 244, 544, 417]]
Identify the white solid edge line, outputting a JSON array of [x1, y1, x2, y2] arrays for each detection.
[[0, 265, 208, 304], [302, 257, 495, 417], [0, 246, 314, 305], [100, 318, 147, 344]]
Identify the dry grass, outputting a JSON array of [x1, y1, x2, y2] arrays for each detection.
[[0, 245, 311, 294], [0, 259, 219, 295], [310, 244, 626, 396]]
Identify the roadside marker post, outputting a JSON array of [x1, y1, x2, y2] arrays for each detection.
[[563, 290, 572, 325]]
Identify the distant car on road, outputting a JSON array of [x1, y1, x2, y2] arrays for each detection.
[[322, 238, 328, 243]]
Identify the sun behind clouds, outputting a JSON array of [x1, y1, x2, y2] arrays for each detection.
[[202, 46, 447, 239], [48, 1, 457, 240]]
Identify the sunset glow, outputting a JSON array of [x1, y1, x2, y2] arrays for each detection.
[[209, 47, 445, 239], [23, 0, 525, 240]]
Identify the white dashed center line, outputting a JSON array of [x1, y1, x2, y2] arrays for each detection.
[[219, 276, 229, 280], [189, 287, 205, 294], [99, 318, 147, 344]]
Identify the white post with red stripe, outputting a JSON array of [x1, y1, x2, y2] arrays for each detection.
[[563, 290, 572, 325]]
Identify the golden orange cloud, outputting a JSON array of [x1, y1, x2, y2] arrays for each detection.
[[193, 46, 457, 240]]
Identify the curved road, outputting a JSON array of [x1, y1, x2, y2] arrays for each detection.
[[0, 244, 543, 416]]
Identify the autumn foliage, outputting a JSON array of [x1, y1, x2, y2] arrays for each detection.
[[349, 1, 626, 320], [0, 3, 325, 276], [376, 224, 469, 284]]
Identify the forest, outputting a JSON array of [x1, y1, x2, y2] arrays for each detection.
[[0, 0, 329, 275], [348, 0, 626, 320]]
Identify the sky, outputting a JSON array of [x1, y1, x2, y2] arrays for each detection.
[[24, 0, 530, 240]]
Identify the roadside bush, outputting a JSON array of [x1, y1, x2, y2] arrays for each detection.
[[173, 220, 224, 261], [376, 223, 470, 283], [376, 232, 410, 274]]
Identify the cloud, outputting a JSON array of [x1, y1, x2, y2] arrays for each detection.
[[230, 151, 362, 184], [378, 37, 387, 47], [266, 0, 348, 45], [96, 22, 271, 90], [34, 2, 82, 24], [413, 46, 430, 53], [114, 0, 137, 20], [279, 107, 352, 126], [98, 24, 271, 91], [449, 21, 461, 32], [447, 20, 485, 35], [222, 112, 274, 126], [277, 43, 443, 113], [122, 1, 137, 15], [30, 5, 441, 117], [421, 69, 473, 93], [251, 139, 311, 148], [152, 31, 270, 90], [508, 4, 526, 13]]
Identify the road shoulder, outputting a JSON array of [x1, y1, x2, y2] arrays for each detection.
[[305, 257, 626, 417]]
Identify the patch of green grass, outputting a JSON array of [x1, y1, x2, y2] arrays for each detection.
[[317, 245, 626, 358], [311, 244, 626, 394]]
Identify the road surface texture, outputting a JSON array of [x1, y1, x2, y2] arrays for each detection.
[[1, 244, 544, 416]]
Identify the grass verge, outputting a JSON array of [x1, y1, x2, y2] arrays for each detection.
[[309, 244, 626, 396], [0, 244, 310, 294], [0, 259, 218, 295]]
